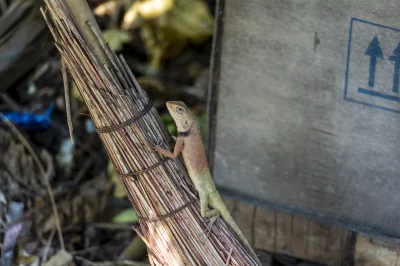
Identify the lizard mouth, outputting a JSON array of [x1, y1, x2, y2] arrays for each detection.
[[166, 101, 185, 114], [166, 102, 175, 114]]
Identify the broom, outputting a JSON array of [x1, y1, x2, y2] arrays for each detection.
[[41, 0, 261, 265]]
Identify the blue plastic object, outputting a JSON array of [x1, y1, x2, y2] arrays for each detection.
[[1, 103, 54, 130]]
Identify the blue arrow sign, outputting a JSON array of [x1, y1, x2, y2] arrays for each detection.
[[365, 36, 384, 87], [389, 42, 400, 93]]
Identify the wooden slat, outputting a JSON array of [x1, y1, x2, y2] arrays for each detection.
[[355, 235, 400, 266], [253, 206, 275, 251], [305, 220, 347, 264], [274, 212, 292, 254], [223, 197, 400, 265], [224, 196, 355, 265], [230, 199, 255, 245], [288, 215, 309, 257]]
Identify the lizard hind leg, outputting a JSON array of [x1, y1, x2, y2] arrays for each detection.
[[205, 212, 220, 238], [199, 192, 220, 218], [199, 192, 221, 240]]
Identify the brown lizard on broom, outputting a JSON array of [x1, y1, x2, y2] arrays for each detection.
[[153, 101, 261, 265]]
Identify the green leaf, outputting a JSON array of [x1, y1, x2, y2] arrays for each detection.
[[160, 113, 177, 135], [102, 29, 133, 52], [113, 209, 138, 223]]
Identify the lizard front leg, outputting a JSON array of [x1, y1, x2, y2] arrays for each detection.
[[154, 136, 184, 158]]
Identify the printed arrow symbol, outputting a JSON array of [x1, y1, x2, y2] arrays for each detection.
[[365, 36, 384, 88], [389, 42, 400, 93]]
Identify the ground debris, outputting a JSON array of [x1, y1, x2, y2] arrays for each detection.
[[43, 250, 74, 266]]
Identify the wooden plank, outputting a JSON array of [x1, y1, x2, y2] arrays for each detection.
[[223, 197, 400, 265], [224, 196, 355, 265], [305, 220, 347, 264], [253, 206, 275, 251], [208, 0, 400, 238], [355, 235, 400, 266], [230, 199, 256, 245], [288, 215, 309, 257], [274, 212, 292, 254]]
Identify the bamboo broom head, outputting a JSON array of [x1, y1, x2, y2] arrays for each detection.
[[41, 1, 261, 265]]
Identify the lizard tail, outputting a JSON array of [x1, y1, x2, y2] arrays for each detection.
[[219, 206, 262, 265]]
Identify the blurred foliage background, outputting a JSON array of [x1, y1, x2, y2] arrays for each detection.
[[0, 0, 214, 265]]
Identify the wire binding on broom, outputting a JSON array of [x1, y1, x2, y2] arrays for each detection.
[[95, 100, 153, 133], [117, 155, 197, 223], [136, 197, 197, 222], [117, 157, 171, 180]]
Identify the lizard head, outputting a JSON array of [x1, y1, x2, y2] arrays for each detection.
[[166, 101, 193, 132]]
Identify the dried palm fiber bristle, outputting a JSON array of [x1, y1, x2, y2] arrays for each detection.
[[41, 0, 260, 265]]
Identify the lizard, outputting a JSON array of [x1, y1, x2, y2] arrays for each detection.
[[153, 101, 261, 265]]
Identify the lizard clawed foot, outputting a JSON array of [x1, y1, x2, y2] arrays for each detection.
[[202, 215, 220, 243], [171, 135, 177, 142], [142, 138, 163, 152]]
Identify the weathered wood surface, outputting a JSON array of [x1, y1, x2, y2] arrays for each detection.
[[209, 0, 400, 237], [223, 197, 355, 266], [355, 235, 400, 266], [224, 196, 400, 266]]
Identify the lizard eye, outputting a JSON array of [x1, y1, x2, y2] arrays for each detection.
[[185, 120, 188, 124], [176, 107, 184, 114]]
